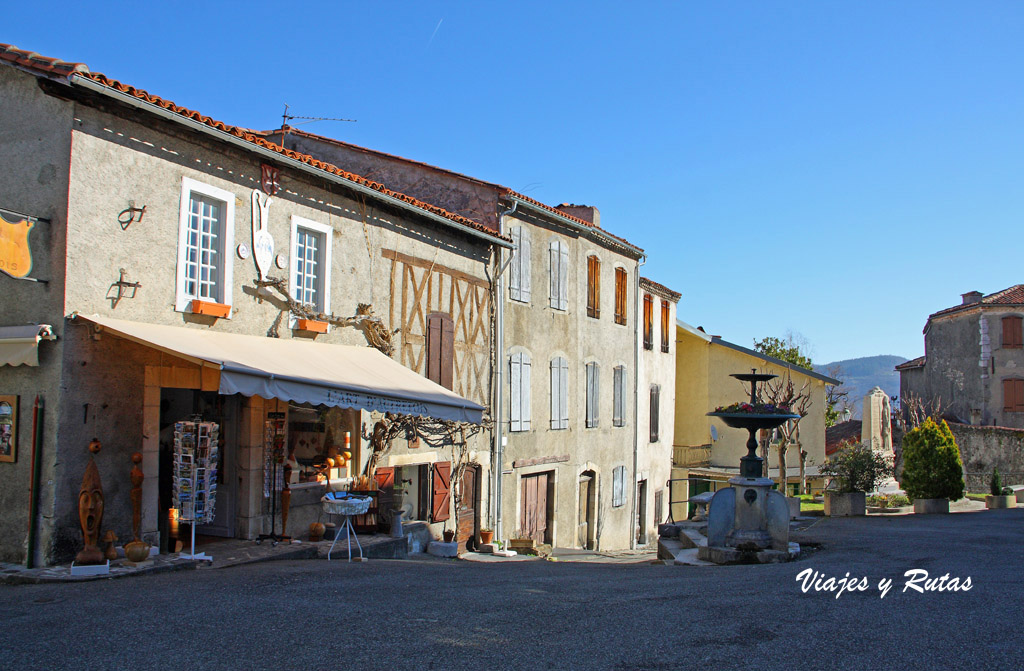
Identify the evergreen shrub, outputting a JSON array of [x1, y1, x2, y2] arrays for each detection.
[[900, 418, 965, 501]]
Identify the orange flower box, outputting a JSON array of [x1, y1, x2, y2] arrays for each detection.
[[296, 318, 329, 333], [189, 300, 231, 318]]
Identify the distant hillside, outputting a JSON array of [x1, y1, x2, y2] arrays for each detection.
[[814, 355, 908, 419]]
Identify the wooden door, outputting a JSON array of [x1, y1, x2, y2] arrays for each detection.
[[520, 472, 549, 544], [578, 474, 592, 549], [456, 466, 478, 551]]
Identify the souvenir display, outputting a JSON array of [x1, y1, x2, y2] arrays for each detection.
[[172, 418, 219, 560]]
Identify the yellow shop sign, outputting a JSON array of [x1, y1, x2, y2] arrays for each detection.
[[0, 213, 34, 279]]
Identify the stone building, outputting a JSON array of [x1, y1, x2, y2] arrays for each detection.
[[273, 128, 659, 550], [0, 44, 509, 566], [898, 286, 1024, 428]]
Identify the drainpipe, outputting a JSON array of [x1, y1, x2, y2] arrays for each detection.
[[493, 201, 517, 545], [630, 254, 647, 549], [26, 396, 44, 568]]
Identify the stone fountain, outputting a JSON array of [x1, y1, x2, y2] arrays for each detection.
[[698, 371, 801, 564]]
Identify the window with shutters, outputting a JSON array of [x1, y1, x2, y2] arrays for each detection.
[[612, 465, 626, 507], [650, 385, 661, 442], [426, 312, 454, 390], [548, 239, 569, 310], [660, 300, 670, 353], [613, 365, 626, 427], [642, 294, 653, 350], [175, 177, 236, 312], [1002, 316, 1023, 349], [509, 351, 532, 432], [509, 226, 532, 303], [585, 361, 600, 428], [586, 255, 601, 318], [1003, 378, 1024, 412], [614, 267, 627, 325], [550, 356, 569, 430]]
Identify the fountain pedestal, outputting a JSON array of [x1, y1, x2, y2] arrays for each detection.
[[697, 372, 802, 564]]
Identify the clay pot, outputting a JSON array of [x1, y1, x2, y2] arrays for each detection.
[[480, 529, 494, 545], [443, 529, 455, 543], [124, 540, 151, 563], [309, 522, 326, 542]]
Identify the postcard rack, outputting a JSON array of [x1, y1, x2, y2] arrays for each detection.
[[173, 416, 219, 560]]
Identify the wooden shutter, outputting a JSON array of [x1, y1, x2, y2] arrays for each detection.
[[374, 466, 395, 490], [661, 300, 670, 352], [521, 352, 531, 430], [643, 294, 653, 349], [587, 256, 601, 318], [586, 362, 600, 428], [613, 366, 624, 427], [549, 241, 559, 309], [431, 461, 451, 522], [510, 353, 522, 432], [551, 356, 568, 430], [650, 385, 660, 442], [1003, 316, 1023, 349], [612, 466, 625, 507], [519, 227, 531, 301], [558, 242, 568, 310], [615, 268, 627, 325], [1006, 379, 1024, 412], [509, 227, 521, 300], [426, 312, 454, 389], [1017, 380, 1024, 412]]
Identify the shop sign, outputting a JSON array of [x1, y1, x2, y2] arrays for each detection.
[[0, 213, 34, 279]]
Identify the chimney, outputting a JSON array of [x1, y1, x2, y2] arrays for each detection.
[[961, 291, 983, 305], [555, 204, 600, 227]]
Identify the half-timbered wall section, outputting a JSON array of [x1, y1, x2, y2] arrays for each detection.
[[383, 249, 490, 407]]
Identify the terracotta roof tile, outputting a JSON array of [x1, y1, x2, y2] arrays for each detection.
[[639, 276, 681, 302], [0, 43, 509, 245], [895, 356, 925, 371], [825, 420, 862, 455], [264, 127, 643, 254], [928, 284, 1024, 321]]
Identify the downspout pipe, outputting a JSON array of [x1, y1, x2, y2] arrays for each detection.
[[493, 200, 517, 545], [26, 396, 43, 568], [630, 254, 647, 549]]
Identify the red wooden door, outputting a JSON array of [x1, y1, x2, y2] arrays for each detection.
[[520, 472, 549, 544]]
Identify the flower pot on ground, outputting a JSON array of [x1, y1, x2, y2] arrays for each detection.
[[901, 418, 965, 514], [819, 441, 893, 517], [824, 491, 866, 517], [442, 529, 455, 543], [479, 528, 494, 545], [985, 467, 1017, 509]]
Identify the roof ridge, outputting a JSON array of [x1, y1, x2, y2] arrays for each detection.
[[0, 43, 508, 244]]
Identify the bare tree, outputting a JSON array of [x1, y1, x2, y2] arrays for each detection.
[[762, 373, 813, 493], [899, 392, 946, 430], [824, 364, 851, 427]]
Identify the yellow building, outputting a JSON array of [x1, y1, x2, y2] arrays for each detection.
[[671, 322, 839, 520]]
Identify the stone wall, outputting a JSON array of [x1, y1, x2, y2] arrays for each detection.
[[948, 422, 1024, 491]]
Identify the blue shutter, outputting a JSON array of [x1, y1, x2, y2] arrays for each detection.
[[557, 241, 569, 310], [520, 227, 532, 302]]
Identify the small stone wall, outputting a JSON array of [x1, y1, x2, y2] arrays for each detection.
[[948, 423, 1024, 492]]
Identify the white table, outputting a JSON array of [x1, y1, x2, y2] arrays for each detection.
[[321, 495, 372, 561]]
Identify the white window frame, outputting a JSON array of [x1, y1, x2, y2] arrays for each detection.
[[548, 238, 568, 311], [550, 356, 569, 430], [175, 177, 235, 313], [289, 215, 334, 328], [509, 226, 532, 303], [613, 365, 626, 428], [510, 351, 532, 432], [585, 361, 600, 428]]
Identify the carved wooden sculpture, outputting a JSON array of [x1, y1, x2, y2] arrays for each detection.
[[75, 439, 105, 565], [124, 451, 151, 562]]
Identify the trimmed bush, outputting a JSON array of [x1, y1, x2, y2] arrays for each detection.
[[990, 468, 1003, 497], [901, 418, 965, 501], [820, 441, 893, 493]]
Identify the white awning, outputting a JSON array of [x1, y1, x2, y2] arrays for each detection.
[[0, 324, 55, 367], [76, 314, 485, 424]]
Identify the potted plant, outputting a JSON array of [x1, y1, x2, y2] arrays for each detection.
[[985, 468, 1017, 509], [900, 418, 965, 514], [479, 528, 494, 545], [820, 441, 893, 516], [442, 528, 455, 543]]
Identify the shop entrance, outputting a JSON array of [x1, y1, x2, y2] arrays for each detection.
[[456, 465, 479, 552], [158, 390, 238, 549]]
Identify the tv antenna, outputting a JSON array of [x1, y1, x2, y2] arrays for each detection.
[[279, 104, 356, 145]]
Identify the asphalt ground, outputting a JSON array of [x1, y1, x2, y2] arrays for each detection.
[[2, 508, 1022, 671]]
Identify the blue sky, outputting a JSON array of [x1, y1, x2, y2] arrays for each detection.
[[8, 2, 1024, 363]]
